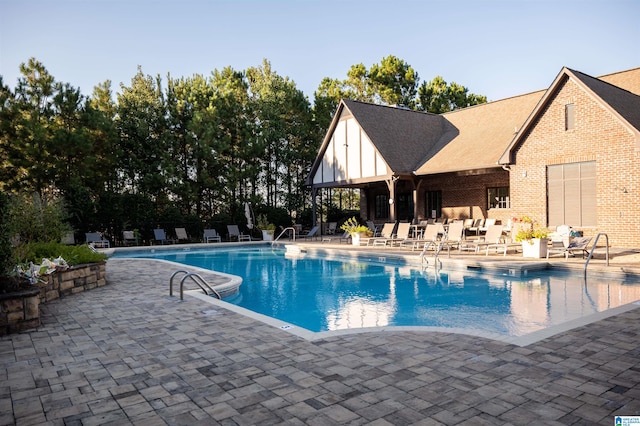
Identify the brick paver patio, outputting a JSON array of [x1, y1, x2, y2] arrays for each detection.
[[1, 250, 640, 425]]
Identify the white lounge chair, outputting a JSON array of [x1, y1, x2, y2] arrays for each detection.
[[203, 229, 221, 243], [371, 223, 397, 246], [227, 224, 251, 241], [460, 225, 503, 254], [85, 232, 110, 248]]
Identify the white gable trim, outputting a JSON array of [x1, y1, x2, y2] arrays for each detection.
[[312, 114, 390, 186]]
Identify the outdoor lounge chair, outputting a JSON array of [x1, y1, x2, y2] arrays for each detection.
[[546, 236, 592, 260], [386, 223, 412, 247], [227, 224, 251, 241], [371, 223, 397, 246], [153, 229, 174, 245], [85, 232, 110, 248], [299, 225, 320, 240], [122, 230, 138, 246], [466, 218, 484, 236], [203, 229, 221, 243], [485, 222, 523, 256], [439, 220, 465, 254], [460, 225, 503, 254], [325, 222, 337, 235], [404, 223, 443, 251], [175, 227, 190, 243]]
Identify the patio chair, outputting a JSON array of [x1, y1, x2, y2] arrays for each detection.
[[439, 220, 465, 254], [460, 225, 503, 254], [227, 224, 251, 241], [371, 223, 397, 246], [153, 229, 174, 245], [85, 232, 110, 248], [546, 236, 592, 260], [175, 227, 190, 243], [203, 229, 221, 243], [325, 222, 337, 235], [299, 225, 320, 240], [478, 218, 496, 234], [485, 223, 522, 256], [122, 230, 138, 246], [466, 218, 484, 236], [404, 223, 444, 251], [386, 223, 412, 248]]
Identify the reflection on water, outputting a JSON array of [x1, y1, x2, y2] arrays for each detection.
[[123, 248, 640, 337]]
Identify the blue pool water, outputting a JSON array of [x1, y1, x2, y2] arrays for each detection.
[[113, 246, 640, 337]]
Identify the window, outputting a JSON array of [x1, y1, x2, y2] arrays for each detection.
[[547, 161, 596, 227], [375, 194, 389, 219], [488, 187, 510, 209], [425, 191, 442, 219], [565, 103, 575, 130]]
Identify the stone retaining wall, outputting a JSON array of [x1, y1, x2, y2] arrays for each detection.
[[0, 262, 107, 336]]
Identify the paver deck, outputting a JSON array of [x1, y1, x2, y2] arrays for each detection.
[[1, 245, 640, 425]]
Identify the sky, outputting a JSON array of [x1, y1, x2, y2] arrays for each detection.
[[1, 0, 639, 103]]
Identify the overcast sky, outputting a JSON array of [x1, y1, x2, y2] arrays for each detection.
[[1, 0, 638, 102]]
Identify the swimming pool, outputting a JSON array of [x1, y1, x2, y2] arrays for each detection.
[[112, 245, 640, 343]]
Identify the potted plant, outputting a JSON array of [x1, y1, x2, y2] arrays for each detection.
[[257, 214, 276, 241], [340, 217, 372, 246], [513, 216, 549, 258]]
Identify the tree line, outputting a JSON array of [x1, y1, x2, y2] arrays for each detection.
[[0, 55, 485, 244]]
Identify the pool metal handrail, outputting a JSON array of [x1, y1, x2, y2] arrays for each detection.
[[273, 227, 296, 245], [583, 232, 609, 276], [170, 270, 221, 300], [419, 241, 443, 270]]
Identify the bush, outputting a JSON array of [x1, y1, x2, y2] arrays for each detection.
[[0, 192, 13, 275], [16, 242, 107, 266]]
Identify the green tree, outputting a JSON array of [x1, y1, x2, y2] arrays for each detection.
[[4, 58, 57, 197], [368, 55, 418, 107], [115, 67, 169, 203], [416, 76, 487, 113], [247, 59, 316, 218]]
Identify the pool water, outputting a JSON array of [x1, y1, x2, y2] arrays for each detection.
[[115, 247, 640, 337]]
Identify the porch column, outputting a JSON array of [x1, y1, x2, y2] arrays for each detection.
[[311, 187, 318, 225], [386, 178, 398, 222]]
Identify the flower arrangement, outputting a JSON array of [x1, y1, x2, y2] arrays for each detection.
[[340, 217, 372, 236], [513, 216, 549, 243]]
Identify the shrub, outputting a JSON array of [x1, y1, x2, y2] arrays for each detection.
[[0, 192, 13, 275], [16, 242, 107, 266]]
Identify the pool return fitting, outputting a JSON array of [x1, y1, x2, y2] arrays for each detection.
[[169, 270, 221, 301]]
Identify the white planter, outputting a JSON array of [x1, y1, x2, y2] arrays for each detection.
[[351, 233, 361, 246], [521, 238, 548, 258], [262, 230, 274, 241]]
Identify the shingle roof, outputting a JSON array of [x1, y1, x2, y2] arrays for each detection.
[[571, 68, 640, 132], [499, 67, 640, 164], [341, 99, 445, 174], [413, 91, 543, 175]]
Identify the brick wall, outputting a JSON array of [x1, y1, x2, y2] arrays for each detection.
[[0, 262, 107, 335], [509, 77, 640, 247]]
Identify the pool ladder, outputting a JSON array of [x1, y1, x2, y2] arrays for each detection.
[[583, 233, 609, 276], [420, 241, 443, 270], [272, 227, 297, 246], [169, 270, 221, 301]]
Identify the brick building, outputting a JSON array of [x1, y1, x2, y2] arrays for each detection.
[[307, 67, 640, 248]]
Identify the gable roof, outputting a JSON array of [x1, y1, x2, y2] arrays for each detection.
[[414, 91, 543, 175], [341, 99, 445, 174], [499, 67, 640, 164], [307, 99, 444, 184]]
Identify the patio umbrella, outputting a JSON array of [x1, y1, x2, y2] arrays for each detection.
[[244, 202, 253, 230]]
